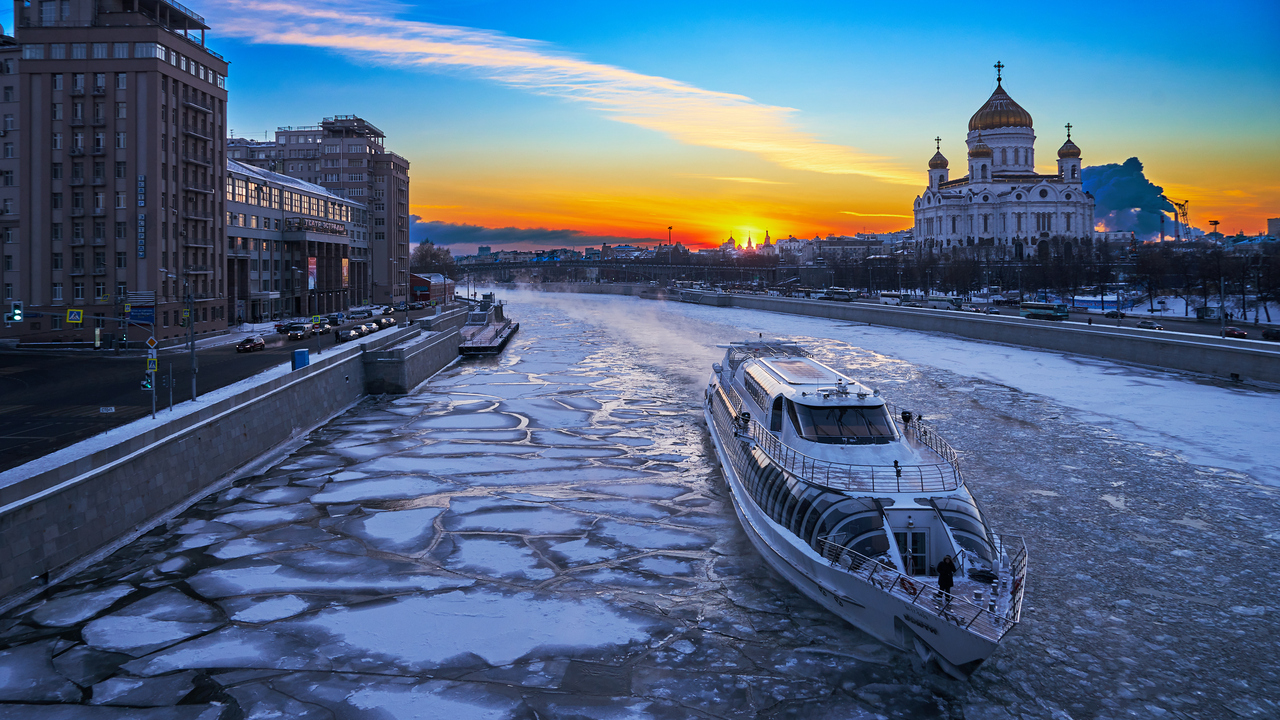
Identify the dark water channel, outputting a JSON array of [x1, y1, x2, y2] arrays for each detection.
[[0, 292, 1276, 719]]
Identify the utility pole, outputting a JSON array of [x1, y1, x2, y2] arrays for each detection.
[[187, 284, 197, 401]]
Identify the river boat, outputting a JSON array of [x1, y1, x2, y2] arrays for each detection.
[[703, 340, 1027, 677], [458, 294, 519, 355]]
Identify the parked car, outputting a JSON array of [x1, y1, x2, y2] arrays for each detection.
[[1136, 320, 1164, 330], [236, 336, 266, 352], [1223, 326, 1248, 339], [362, 322, 380, 334], [408, 302, 425, 310], [285, 323, 312, 340], [349, 309, 373, 320], [336, 328, 360, 343], [983, 307, 1000, 315], [380, 306, 397, 315], [378, 317, 397, 329], [1104, 310, 1126, 319], [1262, 328, 1280, 342]]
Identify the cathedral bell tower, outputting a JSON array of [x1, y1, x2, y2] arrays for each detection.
[[1057, 124, 1082, 181], [928, 137, 949, 188]]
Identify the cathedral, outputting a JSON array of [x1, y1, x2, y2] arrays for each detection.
[[913, 64, 1095, 261]]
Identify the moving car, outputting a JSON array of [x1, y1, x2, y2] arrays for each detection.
[[235, 336, 266, 352], [1104, 310, 1126, 319], [312, 320, 331, 334], [349, 309, 373, 320], [1223, 326, 1248, 339], [285, 323, 312, 340], [336, 328, 360, 343], [1136, 320, 1164, 330], [378, 317, 397, 329], [983, 307, 1000, 315], [327, 312, 346, 325], [362, 322, 380, 334], [1262, 328, 1280, 342]]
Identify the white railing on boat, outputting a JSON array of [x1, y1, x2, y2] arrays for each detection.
[[711, 383, 962, 493], [815, 533, 1027, 643]]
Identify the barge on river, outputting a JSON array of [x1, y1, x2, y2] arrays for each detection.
[[459, 294, 519, 355], [703, 340, 1027, 678]]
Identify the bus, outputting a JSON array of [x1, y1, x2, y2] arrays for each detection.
[[924, 296, 963, 310], [1020, 301, 1069, 320], [878, 292, 903, 305]]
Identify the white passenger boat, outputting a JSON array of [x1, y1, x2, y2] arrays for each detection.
[[703, 340, 1027, 677]]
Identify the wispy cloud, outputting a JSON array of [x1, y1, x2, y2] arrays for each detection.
[[682, 175, 790, 185], [211, 0, 913, 183], [839, 210, 913, 218]]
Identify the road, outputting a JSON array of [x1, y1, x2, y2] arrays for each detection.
[[0, 310, 431, 475]]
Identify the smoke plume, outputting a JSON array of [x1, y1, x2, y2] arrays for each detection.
[[1081, 157, 1175, 239]]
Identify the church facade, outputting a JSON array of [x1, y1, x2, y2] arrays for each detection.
[[913, 66, 1095, 261]]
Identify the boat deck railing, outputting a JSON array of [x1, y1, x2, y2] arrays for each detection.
[[815, 533, 1027, 643], [712, 382, 961, 493]]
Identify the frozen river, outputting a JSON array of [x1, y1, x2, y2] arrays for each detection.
[[1, 290, 1277, 719]]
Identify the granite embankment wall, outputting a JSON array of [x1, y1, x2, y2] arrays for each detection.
[[515, 283, 1280, 385], [0, 322, 462, 604]]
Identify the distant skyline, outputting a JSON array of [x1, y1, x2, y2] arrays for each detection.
[[8, 0, 1276, 252]]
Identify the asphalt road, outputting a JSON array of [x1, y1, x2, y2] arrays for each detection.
[[0, 311, 426, 475]]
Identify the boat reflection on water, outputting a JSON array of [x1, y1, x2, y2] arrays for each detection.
[[703, 339, 1028, 678]]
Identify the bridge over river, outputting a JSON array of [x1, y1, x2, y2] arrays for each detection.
[[0, 290, 1276, 718]]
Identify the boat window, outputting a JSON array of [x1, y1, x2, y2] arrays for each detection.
[[787, 400, 897, 444], [770, 396, 783, 432]]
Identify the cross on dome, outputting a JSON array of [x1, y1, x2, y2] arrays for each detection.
[[1065, 122, 1072, 139], [994, 61, 1004, 83], [935, 136, 942, 151]]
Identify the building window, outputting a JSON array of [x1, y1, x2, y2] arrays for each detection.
[[115, 73, 127, 90], [94, 73, 106, 91], [3, 255, 10, 271], [113, 43, 129, 59], [115, 101, 126, 119], [92, 43, 108, 59], [115, 132, 126, 149], [2, 114, 13, 131], [52, 283, 63, 301], [73, 281, 85, 300], [0, 170, 11, 186], [4, 283, 12, 300], [22, 45, 45, 60], [52, 253, 64, 270], [94, 282, 105, 300], [51, 74, 62, 91], [1, 86, 11, 102], [51, 192, 63, 209], [71, 44, 86, 60], [115, 191, 125, 208], [115, 161, 127, 179], [116, 221, 126, 239]]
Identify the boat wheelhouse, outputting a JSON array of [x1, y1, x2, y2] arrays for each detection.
[[703, 340, 1027, 677]]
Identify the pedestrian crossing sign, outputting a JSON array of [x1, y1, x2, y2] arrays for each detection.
[[312, 315, 322, 323], [66, 309, 83, 324], [147, 358, 158, 372]]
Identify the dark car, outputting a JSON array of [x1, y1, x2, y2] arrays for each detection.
[[1104, 310, 1125, 319], [983, 307, 1000, 315], [336, 328, 360, 343], [1136, 320, 1164, 330], [378, 317, 397, 329], [274, 322, 289, 334], [312, 320, 331, 334], [327, 312, 346, 325], [1223, 326, 1248, 339], [408, 302, 425, 310], [362, 322, 380, 334], [236, 336, 266, 352], [1262, 328, 1280, 342]]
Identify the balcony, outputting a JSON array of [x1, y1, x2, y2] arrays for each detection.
[[92, 237, 107, 246], [69, 267, 85, 276], [92, 117, 106, 127], [184, 265, 213, 274], [92, 177, 106, 186], [69, 147, 85, 157], [69, 177, 85, 186], [70, 118, 85, 127], [91, 147, 105, 156], [182, 182, 216, 194], [92, 87, 106, 96], [70, 87, 85, 96], [93, 207, 106, 216], [69, 238, 85, 246], [182, 209, 215, 221], [93, 266, 107, 276], [182, 123, 213, 141], [182, 152, 213, 166], [182, 96, 213, 114], [70, 207, 85, 217], [183, 238, 215, 248]]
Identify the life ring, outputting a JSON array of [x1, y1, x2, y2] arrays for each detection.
[[899, 577, 918, 595]]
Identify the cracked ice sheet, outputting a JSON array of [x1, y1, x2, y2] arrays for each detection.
[[310, 476, 451, 503], [121, 626, 332, 677], [445, 537, 555, 581], [291, 590, 664, 670], [185, 559, 474, 598], [28, 585, 134, 628], [81, 589, 222, 657], [337, 506, 443, 554]]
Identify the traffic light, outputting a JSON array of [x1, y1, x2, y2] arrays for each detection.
[[141, 376, 152, 390], [10, 301, 21, 322]]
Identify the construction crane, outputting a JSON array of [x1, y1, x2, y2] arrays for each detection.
[[1160, 195, 1191, 242]]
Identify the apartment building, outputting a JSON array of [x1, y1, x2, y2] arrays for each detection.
[[225, 159, 359, 322], [0, 0, 227, 345], [229, 115, 409, 307]]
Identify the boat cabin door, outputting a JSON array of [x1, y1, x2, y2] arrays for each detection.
[[893, 530, 928, 576], [770, 397, 784, 433]]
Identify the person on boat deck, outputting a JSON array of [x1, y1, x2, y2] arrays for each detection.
[[937, 554, 957, 598]]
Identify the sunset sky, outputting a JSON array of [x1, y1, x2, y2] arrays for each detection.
[[12, 0, 1277, 252]]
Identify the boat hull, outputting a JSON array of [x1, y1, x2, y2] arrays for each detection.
[[459, 322, 520, 356], [703, 397, 1000, 677]]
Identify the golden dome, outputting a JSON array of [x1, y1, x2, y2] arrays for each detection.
[[929, 150, 949, 169], [968, 140, 993, 159], [1058, 138, 1081, 159], [968, 81, 1034, 131]]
